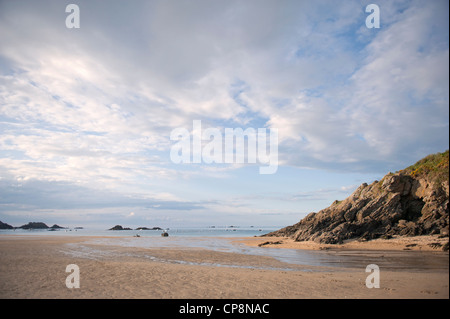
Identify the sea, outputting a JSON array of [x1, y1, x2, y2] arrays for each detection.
[[1, 226, 448, 272], [0, 225, 279, 237]]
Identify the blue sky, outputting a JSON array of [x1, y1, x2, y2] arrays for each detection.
[[0, 0, 448, 228]]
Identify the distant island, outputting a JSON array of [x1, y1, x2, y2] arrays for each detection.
[[0, 221, 13, 229], [109, 225, 133, 230], [19, 222, 49, 229], [264, 151, 449, 251], [0, 221, 68, 230], [136, 226, 163, 230], [108, 225, 163, 231], [49, 224, 64, 229], [0, 221, 165, 231]]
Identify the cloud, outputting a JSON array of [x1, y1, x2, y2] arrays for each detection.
[[0, 0, 448, 226], [347, 1, 449, 162], [0, 177, 210, 229], [255, 0, 449, 171], [1, 1, 447, 178]]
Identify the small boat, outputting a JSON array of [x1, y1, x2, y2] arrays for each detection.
[[161, 230, 169, 237]]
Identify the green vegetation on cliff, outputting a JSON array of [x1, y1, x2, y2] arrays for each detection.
[[401, 150, 449, 185]]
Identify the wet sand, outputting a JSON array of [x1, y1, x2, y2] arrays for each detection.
[[0, 235, 448, 299], [237, 234, 450, 252]]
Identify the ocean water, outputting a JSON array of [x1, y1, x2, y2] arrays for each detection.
[[0, 226, 278, 237], [82, 235, 449, 271], [1, 226, 448, 271]]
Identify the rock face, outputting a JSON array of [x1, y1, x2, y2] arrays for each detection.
[[265, 151, 449, 244]]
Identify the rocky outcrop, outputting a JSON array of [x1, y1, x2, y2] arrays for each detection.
[[265, 151, 449, 244]]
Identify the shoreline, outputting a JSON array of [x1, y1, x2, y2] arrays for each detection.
[[2, 233, 448, 251], [0, 235, 448, 298], [236, 234, 450, 252]]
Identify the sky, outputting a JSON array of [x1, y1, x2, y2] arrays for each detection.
[[0, 0, 448, 228]]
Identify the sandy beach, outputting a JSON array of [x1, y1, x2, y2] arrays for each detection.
[[0, 235, 448, 299]]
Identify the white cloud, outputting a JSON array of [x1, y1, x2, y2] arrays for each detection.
[[0, 0, 448, 226], [346, 1, 449, 161], [1, 2, 447, 172]]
